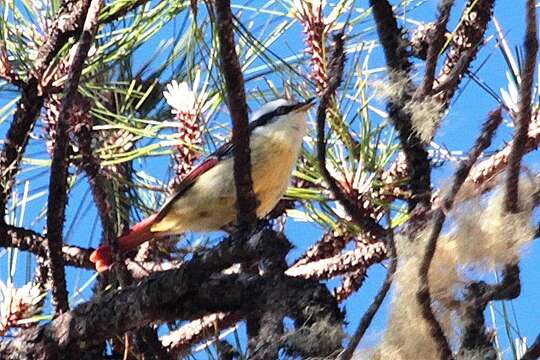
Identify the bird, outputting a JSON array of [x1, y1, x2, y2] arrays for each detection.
[[90, 97, 315, 272]]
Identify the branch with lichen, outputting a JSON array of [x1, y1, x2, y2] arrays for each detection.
[[365, 0, 494, 216], [457, 5, 537, 358], [416, 108, 503, 360], [369, 0, 431, 210], [379, 106, 540, 213]]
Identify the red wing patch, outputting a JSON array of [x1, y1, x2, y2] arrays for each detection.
[[156, 157, 219, 221], [180, 157, 219, 188], [157, 142, 233, 222]]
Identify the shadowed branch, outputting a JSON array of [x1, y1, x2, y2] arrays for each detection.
[[214, 0, 257, 229], [45, 0, 103, 314], [369, 0, 431, 210]]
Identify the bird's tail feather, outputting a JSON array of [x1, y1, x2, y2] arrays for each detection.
[[89, 214, 159, 272]]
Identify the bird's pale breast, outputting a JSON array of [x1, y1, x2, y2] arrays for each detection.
[[151, 113, 305, 234]]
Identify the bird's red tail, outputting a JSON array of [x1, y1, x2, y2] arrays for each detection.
[[89, 214, 159, 272]]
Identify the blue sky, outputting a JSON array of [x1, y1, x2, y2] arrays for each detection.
[[0, 0, 538, 358]]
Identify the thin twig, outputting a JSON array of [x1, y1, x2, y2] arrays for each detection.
[[417, 108, 503, 360], [0, 223, 93, 269], [339, 213, 397, 360], [316, 32, 387, 238], [214, 0, 257, 230], [504, 0, 538, 214], [45, 0, 103, 314]]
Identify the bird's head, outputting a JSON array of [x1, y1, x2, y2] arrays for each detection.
[[249, 97, 315, 132]]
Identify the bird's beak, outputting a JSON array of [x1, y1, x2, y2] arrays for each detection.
[[293, 97, 316, 112]]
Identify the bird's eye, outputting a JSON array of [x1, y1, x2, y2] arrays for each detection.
[[275, 106, 288, 116], [275, 106, 286, 116]]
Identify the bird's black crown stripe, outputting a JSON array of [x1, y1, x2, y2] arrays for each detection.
[[249, 105, 293, 130], [249, 99, 313, 130]]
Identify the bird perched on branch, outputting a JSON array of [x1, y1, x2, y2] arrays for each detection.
[[90, 98, 315, 272]]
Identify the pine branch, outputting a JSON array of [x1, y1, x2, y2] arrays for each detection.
[[286, 242, 386, 280], [369, 0, 431, 210], [0, 0, 92, 220], [292, 230, 352, 267], [435, 0, 495, 108], [316, 31, 386, 237], [416, 0, 455, 98], [161, 312, 242, 356], [0, 238, 340, 359], [45, 0, 103, 314], [504, 0, 538, 214]]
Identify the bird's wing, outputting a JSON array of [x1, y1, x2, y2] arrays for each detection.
[[90, 142, 235, 272], [155, 141, 234, 221]]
